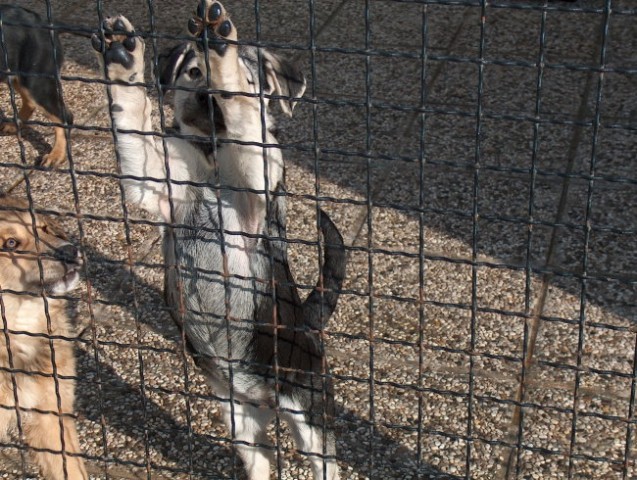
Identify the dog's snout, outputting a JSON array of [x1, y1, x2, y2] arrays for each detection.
[[54, 244, 80, 264]]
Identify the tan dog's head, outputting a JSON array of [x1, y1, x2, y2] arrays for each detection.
[[0, 197, 81, 295]]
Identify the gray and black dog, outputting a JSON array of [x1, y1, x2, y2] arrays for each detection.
[[92, 1, 345, 478]]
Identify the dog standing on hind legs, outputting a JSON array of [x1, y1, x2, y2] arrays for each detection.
[[92, 1, 345, 479]]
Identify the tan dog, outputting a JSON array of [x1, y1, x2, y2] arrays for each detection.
[[0, 197, 86, 479]]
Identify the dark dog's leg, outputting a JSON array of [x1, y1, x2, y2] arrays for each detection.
[[40, 114, 67, 167], [24, 78, 70, 167], [0, 80, 36, 134], [0, 79, 68, 167], [20, 66, 73, 167], [20, 79, 69, 167], [16, 83, 37, 124]]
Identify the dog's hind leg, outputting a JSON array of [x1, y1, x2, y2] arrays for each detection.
[[13, 81, 37, 125], [220, 399, 275, 480], [281, 397, 340, 480], [0, 80, 69, 166], [19, 78, 70, 167], [40, 115, 68, 167], [0, 80, 36, 134]]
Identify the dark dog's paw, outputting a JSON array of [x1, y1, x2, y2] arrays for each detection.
[[188, 1, 236, 55], [0, 121, 18, 135], [92, 16, 144, 82]]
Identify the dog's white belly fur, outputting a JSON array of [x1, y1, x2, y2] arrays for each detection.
[[159, 163, 272, 365], [118, 117, 278, 378]]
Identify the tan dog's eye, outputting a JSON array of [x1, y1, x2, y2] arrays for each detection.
[[3, 238, 19, 251], [189, 67, 202, 79]]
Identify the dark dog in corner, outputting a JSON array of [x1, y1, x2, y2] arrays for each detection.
[[0, 4, 73, 166]]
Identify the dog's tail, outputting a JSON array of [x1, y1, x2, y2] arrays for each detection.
[[302, 209, 346, 330]]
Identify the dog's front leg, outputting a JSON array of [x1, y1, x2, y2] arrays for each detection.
[[92, 18, 177, 222], [190, 1, 284, 235], [26, 372, 88, 480]]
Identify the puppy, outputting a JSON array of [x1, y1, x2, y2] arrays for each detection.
[[0, 196, 86, 479], [92, 1, 345, 479], [0, 4, 73, 166]]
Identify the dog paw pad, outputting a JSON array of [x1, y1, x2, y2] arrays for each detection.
[[217, 20, 231, 38], [123, 37, 136, 52], [189, 1, 234, 56], [104, 42, 135, 69], [92, 16, 142, 74], [208, 3, 222, 22]]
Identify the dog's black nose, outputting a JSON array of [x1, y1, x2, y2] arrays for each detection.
[[197, 91, 209, 107], [55, 244, 79, 264]]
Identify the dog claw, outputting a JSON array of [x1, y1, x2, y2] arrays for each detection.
[[91, 34, 103, 52]]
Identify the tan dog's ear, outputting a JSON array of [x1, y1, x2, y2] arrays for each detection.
[[43, 216, 68, 241], [261, 50, 306, 117]]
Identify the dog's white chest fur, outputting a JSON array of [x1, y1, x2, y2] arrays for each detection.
[[164, 176, 272, 361], [2, 296, 63, 361]]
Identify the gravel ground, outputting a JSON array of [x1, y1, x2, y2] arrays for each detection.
[[0, 0, 636, 478]]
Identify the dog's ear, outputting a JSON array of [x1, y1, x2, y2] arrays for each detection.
[[261, 50, 306, 117], [158, 43, 192, 92], [44, 216, 69, 241]]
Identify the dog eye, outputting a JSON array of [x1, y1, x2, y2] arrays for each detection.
[[3, 238, 19, 251], [188, 67, 202, 79]]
